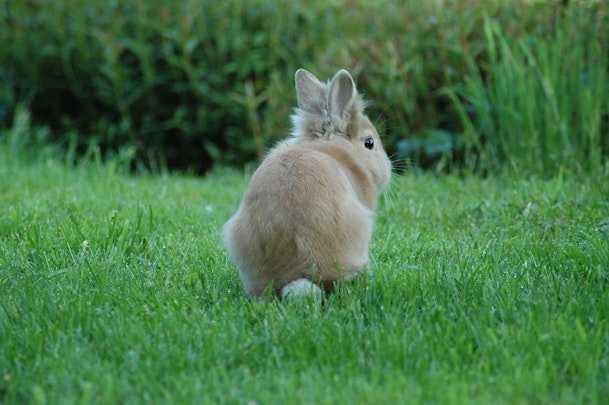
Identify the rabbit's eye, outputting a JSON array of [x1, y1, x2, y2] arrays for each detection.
[[364, 137, 375, 150]]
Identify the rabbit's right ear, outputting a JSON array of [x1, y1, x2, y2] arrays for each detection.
[[328, 70, 356, 121], [295, 69, 325, 114]]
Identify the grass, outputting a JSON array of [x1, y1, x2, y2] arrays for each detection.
[[1, 143, 608, 404], [445, 4, 608, 176]]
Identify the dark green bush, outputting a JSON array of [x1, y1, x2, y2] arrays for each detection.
[[0, 0, 607, 174], [2, 0, 321, 172]]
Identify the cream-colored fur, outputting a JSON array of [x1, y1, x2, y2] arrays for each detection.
[[223, 69, 392, 299]]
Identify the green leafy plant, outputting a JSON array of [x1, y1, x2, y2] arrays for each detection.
[[445, 3, 608, 175], [1, 0, 607, 174]]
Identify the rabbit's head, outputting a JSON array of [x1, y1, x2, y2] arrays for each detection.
[[290, 69, 392, 196]]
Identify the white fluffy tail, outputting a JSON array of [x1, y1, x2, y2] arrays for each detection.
[[280, 278, 323, 300]]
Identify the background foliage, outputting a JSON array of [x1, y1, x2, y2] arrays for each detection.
[[0, 0, 607, 175]]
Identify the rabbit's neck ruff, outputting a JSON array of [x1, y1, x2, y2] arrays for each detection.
[[291, 109, 350, 141]]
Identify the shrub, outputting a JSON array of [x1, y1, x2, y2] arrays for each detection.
[[0, 0, 607, 174], [1, 0, 334, 172]]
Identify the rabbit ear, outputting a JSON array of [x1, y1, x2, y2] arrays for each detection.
[[295, 69, 325, 113], [328, 70, 356, 122]]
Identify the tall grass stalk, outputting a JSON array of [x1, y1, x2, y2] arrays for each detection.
[[446, 5, 608, 176]]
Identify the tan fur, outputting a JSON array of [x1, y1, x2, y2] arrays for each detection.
[[223, 69, 392, 298]]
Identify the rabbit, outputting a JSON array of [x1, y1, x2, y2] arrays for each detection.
[[223, 68, 392, 299]]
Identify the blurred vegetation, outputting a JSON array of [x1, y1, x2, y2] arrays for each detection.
[[0, 0, 607, 175]]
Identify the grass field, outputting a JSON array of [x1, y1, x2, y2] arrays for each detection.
[[1, 147, 608, 404]]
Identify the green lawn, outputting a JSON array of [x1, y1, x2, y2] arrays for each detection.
[[1, 153, 608, 404]]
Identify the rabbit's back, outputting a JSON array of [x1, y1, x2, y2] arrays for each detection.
[[224, 141, 374, 297]]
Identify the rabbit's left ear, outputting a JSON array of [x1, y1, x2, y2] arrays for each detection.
[[295, 69, 325, 114], [328, 70, 356, 123]]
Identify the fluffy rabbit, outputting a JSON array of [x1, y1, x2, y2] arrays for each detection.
[[223, 69, 392, 299]]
